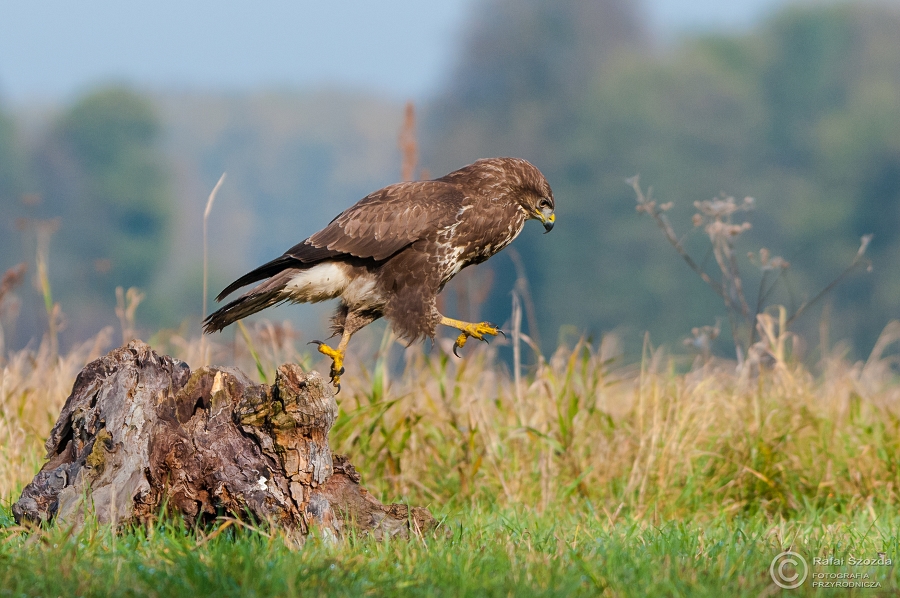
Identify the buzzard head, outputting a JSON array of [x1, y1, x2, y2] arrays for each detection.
[[533, 195, 555, 233], [460, 157, 556, 232], [511, 159, 555, 233]]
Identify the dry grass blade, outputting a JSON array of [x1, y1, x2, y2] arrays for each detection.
[[115, 286, 145, 345], [2, 317, 900, 527], [201, 172, 227, 366], [0, 263, 28, 361]]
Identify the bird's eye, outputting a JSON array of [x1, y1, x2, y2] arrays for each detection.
[[538, 198, 551, 210]]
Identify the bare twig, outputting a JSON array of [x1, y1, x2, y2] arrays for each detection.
[[0, 263, 27, 306], [629, 177, 724, 298], [784, 235, 873, 329], [511, 290, 524, 415], [632, 175, 871, 363], [507, 247, 542, 350], [0, 263, 27, 360], [399, 102, 418, 182]]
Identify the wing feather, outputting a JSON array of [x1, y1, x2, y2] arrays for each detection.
[[299, 181, 463, 261], [216, 180, 463, 301]]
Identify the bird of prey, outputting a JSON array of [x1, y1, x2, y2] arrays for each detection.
[[204, 157, 555, 390]]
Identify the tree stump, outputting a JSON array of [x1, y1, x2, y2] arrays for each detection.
[[13, 340, 435, 541]]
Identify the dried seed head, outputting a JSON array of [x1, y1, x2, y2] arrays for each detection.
[[724, 222, 751, 236], [695, 197, 736, 218], [769, 257, 790, 270], [858, 234, 873, 257], [683, 323, 720, 353]]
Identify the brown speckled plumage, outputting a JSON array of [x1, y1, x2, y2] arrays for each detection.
[[204, 157, 554, 345]]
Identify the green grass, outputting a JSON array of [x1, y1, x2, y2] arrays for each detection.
[[1, 502, 898, 597]]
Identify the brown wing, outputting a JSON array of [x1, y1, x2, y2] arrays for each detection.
[[296, 180, 463, 261], [216, 180, 463, 301]]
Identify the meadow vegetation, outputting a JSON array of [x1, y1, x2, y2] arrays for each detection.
[[1, 3, 899, 592], [1, 307, 899, 594]]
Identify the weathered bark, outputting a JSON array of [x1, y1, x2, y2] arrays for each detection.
[[13, 340, 434, 541]]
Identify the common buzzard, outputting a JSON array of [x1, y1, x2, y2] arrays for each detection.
[[204, 157, 555, 389]]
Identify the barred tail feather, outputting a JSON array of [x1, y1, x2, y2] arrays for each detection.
[[215, 255, 297, 302], [203, 291, 283, 334], [203, 270, 296, 333]]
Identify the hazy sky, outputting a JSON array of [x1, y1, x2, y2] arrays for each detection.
[[1, 0, 793, 105]]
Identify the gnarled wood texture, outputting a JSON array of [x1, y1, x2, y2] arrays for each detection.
[[13, 340, 434, 541]]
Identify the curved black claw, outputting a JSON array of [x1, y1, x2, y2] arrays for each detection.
[[480, 323, 502, 343], [333, 383, 341, 395], [307, 340, 323, 347], [497, 329, 507, 339], [453, 343, 462, 358]]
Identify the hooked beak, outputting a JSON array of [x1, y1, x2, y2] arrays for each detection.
[[537, 207, 555, 233]]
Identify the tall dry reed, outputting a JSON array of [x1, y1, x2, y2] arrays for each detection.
[[5, 312, 897, 523]]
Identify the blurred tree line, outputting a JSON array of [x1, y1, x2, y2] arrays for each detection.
[[0, 88, 172, 345], [0, 89, 403, 348], [424, 0, 900, 358], [1, 0, 898, 360]]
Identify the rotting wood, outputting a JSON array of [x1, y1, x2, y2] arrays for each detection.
[[13, 340, 434, 541]]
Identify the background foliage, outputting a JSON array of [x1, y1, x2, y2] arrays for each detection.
[[1, 0, 899, 360], [425, 0, 900, 356]]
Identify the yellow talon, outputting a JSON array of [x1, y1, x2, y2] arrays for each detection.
[[460, 321, 501, 341], [454, 332, 470, 351], [308, 341, 345, 390], [440, 317, 504, 357]]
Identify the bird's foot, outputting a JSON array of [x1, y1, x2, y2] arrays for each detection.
[[452, 321, 505, 357], [308, 341, 345, 393]]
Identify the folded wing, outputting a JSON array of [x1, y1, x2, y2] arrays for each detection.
[[215, 180, 463, 302]]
